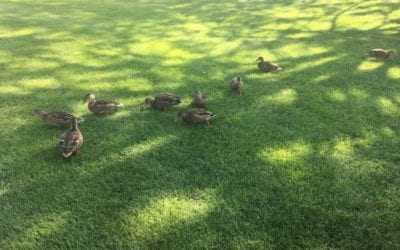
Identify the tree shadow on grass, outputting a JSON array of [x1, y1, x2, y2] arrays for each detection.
[[1, 0, 400, 248]]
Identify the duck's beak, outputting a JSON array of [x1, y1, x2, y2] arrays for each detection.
[[139, 103, 145, 112], [62, 151, 73, 158]]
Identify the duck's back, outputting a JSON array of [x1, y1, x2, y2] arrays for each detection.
[[187, 108, 214, 123], [370, 49, 388, 58], [89, 100, 121, 114], [153, 93, 181, 108], [44, 111, 74, 126]]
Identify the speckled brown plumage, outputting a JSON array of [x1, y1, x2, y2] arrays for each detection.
[[141, 93, 181, 111], [84, 93, 124, 115], [256, 57, 283, 73], [177, 108, 216, 125], [32, 109, 83, 127], [59, 117, 83, 158], [230, 76, 243, 96], [191, 90, 208, 108], [368, 49, 395, 59]]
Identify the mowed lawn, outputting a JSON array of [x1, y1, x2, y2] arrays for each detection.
[[1, 0, 400, 248]]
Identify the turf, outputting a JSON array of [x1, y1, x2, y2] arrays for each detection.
[[1, 0, 400, 248]]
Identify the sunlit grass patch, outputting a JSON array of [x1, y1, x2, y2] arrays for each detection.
[[377, 97, 399, 116], [261, 88, 297, 105], [0, 182, 10, 196], [387, 66, 400, 79], [332, 137, 354, 161], [260, 141, 311, 165], [357, 60, 384, 71], [381, 126, 396, 138], [277, 44, 329, 59], [328, 89, 346, 102], [21, 77, 59, 89], [348, 87, 369, 99], [123, 191, 216, 240], [289, 56, 339, 73], [4, 212, 70, 249], [119, 135, 177, 158]]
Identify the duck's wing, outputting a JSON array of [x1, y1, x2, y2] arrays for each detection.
[[155, 94, 181, 104], [258, 61, 271, 71], [46, 111, 74, 123], [159, 93, 178, 98], [96, 99, 120, 106], [95, 99, 123, 108], [189, 109, 215, 123], [190, 108, 214, 116]]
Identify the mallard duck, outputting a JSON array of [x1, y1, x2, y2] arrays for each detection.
[[177, 108, 216, 125], [140, 93, 181, 111], [230, 76, 243, 95], [59, 117, 83, 158], [32, 109, 83, 127], [83, 93, 124, 115], [191, 90, 208, 108], [368, 49, 395, 59], [256, 57, 283, 73]]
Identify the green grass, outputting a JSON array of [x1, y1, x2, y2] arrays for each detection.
[[1, 0, 400, 248]]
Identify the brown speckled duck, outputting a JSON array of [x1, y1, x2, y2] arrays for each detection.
[[230, 76, 243, 95], [177, 108, 216, 125], [83, 93, 124, 115], [32, 109, 83, 127], [140, 93, 181, 111], [59, 117, 83, 158], [191, 90, 208, 108], [256, 57, 283, 73], [368, 49, 395, 59]]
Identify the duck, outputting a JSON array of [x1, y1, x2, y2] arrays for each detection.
[[230, 76, 243, 95], [140, 93, 181, 111], [177, 108, 216, 125], [191, 90, 208, 108], [368, 49, 395, 59], [83, 93, 124, 115], [32, 109, 84, 127], [256, 57, 283, 73], [59, 117, 83, 158]]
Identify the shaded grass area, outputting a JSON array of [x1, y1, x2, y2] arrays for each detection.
[[1, 0, 400, 248]]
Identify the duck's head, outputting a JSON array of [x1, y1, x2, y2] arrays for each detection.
[[32, 109, 47, 116], [256, 57, 264, 62], [144, 97, 154, 105], [388, 50, 396, 56], [193, 90, 203, 98], [139, 97, 154, 111], [83, 93, 95, 103], [176, 111, 187, 120]]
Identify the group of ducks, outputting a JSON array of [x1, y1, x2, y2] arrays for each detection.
[[32, 49, 395, 158]]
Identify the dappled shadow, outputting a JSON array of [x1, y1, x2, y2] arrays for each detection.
[[1, 0, 400, 248]]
